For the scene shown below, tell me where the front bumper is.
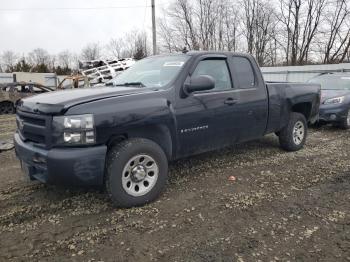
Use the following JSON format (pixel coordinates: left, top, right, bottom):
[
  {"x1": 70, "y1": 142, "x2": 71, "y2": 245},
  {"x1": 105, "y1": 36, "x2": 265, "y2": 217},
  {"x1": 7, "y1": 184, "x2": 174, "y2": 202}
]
[
  {"x1": 319, "y1": 104, "x2": 349, "y2": 123},
  {"x1": 14, "y1": 133, "x2": 107, "y2": 186}
]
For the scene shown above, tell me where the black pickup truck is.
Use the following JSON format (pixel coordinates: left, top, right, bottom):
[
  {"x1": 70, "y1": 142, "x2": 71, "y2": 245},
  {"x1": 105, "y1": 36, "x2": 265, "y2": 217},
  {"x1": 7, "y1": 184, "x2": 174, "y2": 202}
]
[{"x1": 14, "y1": 52, "x2": 320, "y2": 207}]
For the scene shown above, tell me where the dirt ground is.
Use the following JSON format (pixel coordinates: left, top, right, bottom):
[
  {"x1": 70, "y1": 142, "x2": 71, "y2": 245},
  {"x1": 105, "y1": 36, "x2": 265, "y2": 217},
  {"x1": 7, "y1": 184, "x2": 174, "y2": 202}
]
[{"x1": 0, "y1": 114, "x2": 349, "y2": 262}]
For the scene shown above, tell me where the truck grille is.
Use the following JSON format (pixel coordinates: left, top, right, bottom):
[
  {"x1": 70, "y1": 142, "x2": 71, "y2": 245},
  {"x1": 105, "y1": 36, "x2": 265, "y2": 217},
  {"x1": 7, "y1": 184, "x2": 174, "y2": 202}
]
[{"x1": 16, "y1": 110, "x2": 51, "y2": 146}]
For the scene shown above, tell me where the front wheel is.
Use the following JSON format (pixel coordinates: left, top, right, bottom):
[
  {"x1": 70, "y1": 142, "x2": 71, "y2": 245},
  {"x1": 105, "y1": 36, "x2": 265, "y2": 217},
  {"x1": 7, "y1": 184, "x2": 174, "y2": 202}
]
[
  {"x1": 278, "y1": 112, "x2": 307, "y2": 152},
  {"x1": 105, "y1": 138, "x2": 168, "y2": 207}
]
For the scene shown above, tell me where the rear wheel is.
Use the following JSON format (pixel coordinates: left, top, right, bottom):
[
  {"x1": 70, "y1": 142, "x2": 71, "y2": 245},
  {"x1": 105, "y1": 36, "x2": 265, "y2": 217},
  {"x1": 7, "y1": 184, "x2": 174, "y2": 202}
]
[
  {"x1": 0, "y1": 102, "x2": 15, "y2": 114},
  {"x1": 105, "y1": 138, "x2": 168, "y2": 207},
  {"x1": 339, "y1": 109, "x2": 350, "y2": 130},
  {"x1": 278, "y1": 112, "x2": 307, "y2": 151}
]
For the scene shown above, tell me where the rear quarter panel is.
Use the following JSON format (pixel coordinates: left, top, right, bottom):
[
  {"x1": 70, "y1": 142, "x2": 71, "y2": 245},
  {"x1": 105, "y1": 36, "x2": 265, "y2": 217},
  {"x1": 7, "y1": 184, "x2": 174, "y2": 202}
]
[{"x1": 265, "y1": 82, "x2": 320, "y2": 133}]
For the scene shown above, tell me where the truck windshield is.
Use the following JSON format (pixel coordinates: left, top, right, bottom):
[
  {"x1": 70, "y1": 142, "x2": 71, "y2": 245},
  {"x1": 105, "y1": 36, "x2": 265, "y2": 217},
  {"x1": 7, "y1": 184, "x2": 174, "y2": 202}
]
[
  {"x1": 309, "y1": 75, "x2": 350, "y2": 90},
  {"x1": 109, "y1": 55, "x2": 189, "y2": 88}
]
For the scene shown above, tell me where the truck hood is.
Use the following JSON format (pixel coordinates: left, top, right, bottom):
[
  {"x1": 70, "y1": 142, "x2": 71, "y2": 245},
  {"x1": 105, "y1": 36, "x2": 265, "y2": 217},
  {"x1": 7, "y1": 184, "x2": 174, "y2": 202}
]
[
  {"x1": 321, "y1": 89, "x2": 350, "y2": 103},
  {"x1": 17, "y1": 86, "x2": 150, "y2": 114}
]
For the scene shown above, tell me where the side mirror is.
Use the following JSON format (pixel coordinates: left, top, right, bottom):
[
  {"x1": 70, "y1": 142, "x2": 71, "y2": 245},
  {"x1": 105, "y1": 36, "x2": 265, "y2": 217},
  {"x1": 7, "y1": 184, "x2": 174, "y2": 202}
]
[{"x1": 184, "y1": 75, "x2": 215, "y2": 93}]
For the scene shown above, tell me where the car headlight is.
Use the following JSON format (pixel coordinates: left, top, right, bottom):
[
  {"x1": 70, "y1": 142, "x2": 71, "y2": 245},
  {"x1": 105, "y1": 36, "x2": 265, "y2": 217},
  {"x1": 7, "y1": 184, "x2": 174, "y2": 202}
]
[
  {"x1": 53, "y1": 114, "x2": 95, "y2": 145},
  {"x1": 323, "y1": 96, "x2": 345, "y2": 105}
]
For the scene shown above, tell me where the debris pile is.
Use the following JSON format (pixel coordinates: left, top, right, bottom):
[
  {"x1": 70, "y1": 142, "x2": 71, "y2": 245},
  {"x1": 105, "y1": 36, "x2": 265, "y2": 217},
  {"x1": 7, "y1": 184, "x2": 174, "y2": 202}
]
[{"x1": 79, "y1": 58, "x2": 135, "y2": 85}]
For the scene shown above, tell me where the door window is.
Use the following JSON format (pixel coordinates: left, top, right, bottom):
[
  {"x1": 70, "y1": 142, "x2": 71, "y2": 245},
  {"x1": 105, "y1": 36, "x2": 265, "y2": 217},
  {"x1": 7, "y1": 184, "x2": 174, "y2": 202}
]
[
  {"x1": 192, "y1": 59, "x2": 232, "y2": 91},
  {"x1": 232, "y1": 56, "x2": 256, "y2": 88}
]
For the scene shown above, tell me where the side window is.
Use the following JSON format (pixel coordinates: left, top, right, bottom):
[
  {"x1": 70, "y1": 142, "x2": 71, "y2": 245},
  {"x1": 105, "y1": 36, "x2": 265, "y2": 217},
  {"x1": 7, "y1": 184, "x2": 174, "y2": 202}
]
[
  {"x1": 232, "y1": 57, "x2": 255, "y2": 88},
  {"x1": 192, "y1": 59, "x2": 232, "y2": 91}
]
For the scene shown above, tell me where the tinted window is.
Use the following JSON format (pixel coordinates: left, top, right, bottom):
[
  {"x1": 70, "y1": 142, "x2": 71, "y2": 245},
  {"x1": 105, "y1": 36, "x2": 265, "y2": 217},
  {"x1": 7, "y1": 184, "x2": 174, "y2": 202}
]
[
  {"x1": 192, "y1": 59, "x2": 232, "y2": 91},
  {"x1": 232, "y1": 57, "x2": 255, "y2": 88}
]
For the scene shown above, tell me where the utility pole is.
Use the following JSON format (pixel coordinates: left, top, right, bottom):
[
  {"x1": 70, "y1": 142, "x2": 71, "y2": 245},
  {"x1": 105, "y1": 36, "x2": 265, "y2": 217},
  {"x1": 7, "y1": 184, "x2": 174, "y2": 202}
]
[{"x1": 151, "y1": 0, "x2": 157, "y2": 55}]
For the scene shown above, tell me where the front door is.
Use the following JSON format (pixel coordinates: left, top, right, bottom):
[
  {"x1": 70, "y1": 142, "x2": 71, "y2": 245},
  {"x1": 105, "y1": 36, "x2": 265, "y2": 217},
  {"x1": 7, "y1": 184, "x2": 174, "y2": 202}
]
[{"x1": 174, "y1": 56, "x2": 241, "y2": 157}]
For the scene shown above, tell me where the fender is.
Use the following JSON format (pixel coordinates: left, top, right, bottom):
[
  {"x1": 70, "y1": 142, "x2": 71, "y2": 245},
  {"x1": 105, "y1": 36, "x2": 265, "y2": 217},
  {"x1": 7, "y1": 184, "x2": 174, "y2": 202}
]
[{"x1": 66, "y1": 92, "x2": 177, "y2": 159}]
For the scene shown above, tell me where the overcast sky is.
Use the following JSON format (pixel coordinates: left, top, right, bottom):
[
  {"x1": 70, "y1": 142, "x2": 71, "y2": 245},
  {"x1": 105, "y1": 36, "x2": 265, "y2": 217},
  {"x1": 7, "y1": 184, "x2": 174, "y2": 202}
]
[{"x1": 0, "y1": 0, "x2": 167, "y2": 55}]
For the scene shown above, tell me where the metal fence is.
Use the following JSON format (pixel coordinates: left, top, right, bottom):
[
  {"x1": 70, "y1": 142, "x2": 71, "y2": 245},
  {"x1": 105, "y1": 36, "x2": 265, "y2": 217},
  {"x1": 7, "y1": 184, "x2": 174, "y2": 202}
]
[
  {"x1": 261, "y1": 63, "x2": 350, "y2": 82},
  {"x1": 0, "y1": 72, "x2": 58, "y2": 88},
  {"x1": 0, "y1": 73, "x2": 13, "y2": 84}
]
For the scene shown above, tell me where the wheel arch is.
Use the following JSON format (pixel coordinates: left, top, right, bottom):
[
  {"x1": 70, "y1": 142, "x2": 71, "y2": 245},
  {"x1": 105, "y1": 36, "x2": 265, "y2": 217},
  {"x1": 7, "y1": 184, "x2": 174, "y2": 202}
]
[
  {"x1": 291, "y1": 102, "x2": 312, "y2": 121},
  {"x1": 106, "y1": 124, "x2": 174, "y2": 160},
  {"x1": 0, "y1": 100, "x2": 15, "y2": 105}
]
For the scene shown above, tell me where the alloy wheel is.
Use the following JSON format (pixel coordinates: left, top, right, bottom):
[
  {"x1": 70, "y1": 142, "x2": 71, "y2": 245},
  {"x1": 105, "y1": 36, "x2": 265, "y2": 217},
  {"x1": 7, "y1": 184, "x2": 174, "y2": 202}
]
[
  {"x1": 293, "y1": 121, "x2": 305, "y2": 145},
  {"x1": 121, "y1": 154, "x2": 159, "y2": 197}
]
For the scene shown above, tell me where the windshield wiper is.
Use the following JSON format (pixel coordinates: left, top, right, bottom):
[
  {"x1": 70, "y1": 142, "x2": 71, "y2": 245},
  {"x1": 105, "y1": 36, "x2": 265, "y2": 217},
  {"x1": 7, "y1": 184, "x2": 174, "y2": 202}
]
[{"x1": 114, "y1": 82, "x2": 145, "y2": 87}]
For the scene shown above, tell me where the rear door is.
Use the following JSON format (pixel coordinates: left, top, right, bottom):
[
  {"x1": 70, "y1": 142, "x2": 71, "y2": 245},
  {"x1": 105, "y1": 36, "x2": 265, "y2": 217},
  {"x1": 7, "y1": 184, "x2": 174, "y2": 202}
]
[{"x1": 229, "y1": 55, "x2": 269, "y2": 141}]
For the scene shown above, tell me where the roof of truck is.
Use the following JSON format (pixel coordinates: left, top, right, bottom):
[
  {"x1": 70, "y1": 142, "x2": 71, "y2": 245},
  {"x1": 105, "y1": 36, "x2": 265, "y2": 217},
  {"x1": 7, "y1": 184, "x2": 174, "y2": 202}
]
[
  {"x1": 149, "y1": 51, "x2": 253, "y2": 60},
  {"x1": 186, "y1": 50, "x2": 251, "y2": 57}
]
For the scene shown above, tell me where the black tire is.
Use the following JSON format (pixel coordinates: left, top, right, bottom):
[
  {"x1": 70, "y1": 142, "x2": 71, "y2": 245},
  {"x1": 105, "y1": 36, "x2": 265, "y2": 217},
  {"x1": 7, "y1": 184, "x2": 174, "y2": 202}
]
[
  {"x1": 0, "y1": 102, "x2": 7, "y2": 114},
  {"x1": 338, "y1": 109, "x2": 350, "y2": 130},
  {"x1": 0, "y1": 102, "x2": 15, "y2": 114},
  {"x1": 105, "y1": 138, "x2": 168, "y2": 208},
  {"x1": 278, "y1": 112, "x2": 307, "y2": 152},
  {"x1": 6, "y1": 102, "x2": 15, "y2": 114}
]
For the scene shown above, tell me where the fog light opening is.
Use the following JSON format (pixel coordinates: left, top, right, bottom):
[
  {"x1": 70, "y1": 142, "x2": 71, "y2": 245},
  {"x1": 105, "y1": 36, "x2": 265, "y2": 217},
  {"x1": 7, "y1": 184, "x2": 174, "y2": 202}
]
[{"x1": 330, "y1": 114, "x2": 337, "y2": 121}]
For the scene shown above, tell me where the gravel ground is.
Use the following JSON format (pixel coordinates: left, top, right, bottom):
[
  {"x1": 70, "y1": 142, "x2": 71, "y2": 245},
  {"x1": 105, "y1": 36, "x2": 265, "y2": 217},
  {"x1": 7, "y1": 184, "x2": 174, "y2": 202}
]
[{"x1": 0, "y1": 114, "x2": 349, "y2": 262}]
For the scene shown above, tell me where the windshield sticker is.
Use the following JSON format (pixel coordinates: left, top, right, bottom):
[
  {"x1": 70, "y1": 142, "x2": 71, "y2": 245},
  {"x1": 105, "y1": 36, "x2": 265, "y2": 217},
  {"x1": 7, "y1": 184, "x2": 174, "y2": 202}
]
[
  {"x1": 163, "y1": 61, "x2": 185, "y2": 67},
  {"x1": 341, "y1": 77, "x2": 350, "y2": 80}
]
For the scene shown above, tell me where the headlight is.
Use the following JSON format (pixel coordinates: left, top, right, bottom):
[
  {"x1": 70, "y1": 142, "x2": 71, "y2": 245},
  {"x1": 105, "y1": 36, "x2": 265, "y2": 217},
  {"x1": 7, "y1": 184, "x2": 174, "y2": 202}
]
[
  {"x1": 53, "y1": 114, "x2": 95, "y2": 145},
  {"x1": 63, "y1": 114, "x2": 94, "y2": 129},
  {"x1": 323, "y1": 96, "x2": 345, "y2": 105}
]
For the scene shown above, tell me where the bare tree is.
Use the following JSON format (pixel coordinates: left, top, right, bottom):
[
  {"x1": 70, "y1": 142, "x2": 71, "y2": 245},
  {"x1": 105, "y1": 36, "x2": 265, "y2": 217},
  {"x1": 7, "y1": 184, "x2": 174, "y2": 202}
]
[
  {"x1": 133, "y1": 32, "x2": 149, "y2": 60},
  {"x1": 159, "y1": 0, "x2": 243, "y2": 52},
  {"x1": 1, "y1": 50, "x2": 18, "y2": 72},
  {"x1": 299, "y1": 0, "x2": 326, "y2": 63},
  {"x1": 27, "y1": 48, "x2": 51, "y2": 66},
  {"x1": 242, "y1": 0, "x2": 257, "y2": 54},
  {"x1": 106, "y1": 38, "x2": 124, "y2": 59},
  {"x1": 242, "y1": 0, "x2": 277, "y2": 65},
  {"x1": 5, "y1": 0, "x2": 350, "y2": 70},
  {"x1": 221, "y1": 2, "x2": 240, "y2": 52},
  {"x1": 105, "y1": 30, "x2": 150, "y2": 59},
  {"x1": 321, "y1": 0, "x2": 350, "y2": 63},
  {"x1": 80, "y1": 43, "x2": 101, "y2": 61},
  {"x1": 278, "y1": 0, "x2": 326, "y2": 65},
  {"x1": 196, "y1": 0, "x2": 217, "y2": 50},
  {"x1": 166, "y1": 0, "x2": 200, "y2": 50},
  {"x1": 158, "y1": 15, "x2": 180, "y2": 52},
  {"x1": 58, "y1": 50, "x2": 74, "y2": 68}
]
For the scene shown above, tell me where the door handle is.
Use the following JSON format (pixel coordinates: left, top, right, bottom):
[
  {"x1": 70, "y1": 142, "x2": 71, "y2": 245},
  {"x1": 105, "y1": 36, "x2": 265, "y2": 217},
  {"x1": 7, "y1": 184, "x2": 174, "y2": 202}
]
[{"x1": 224, "y1": 98, "x2": 238, "y2": 105}]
